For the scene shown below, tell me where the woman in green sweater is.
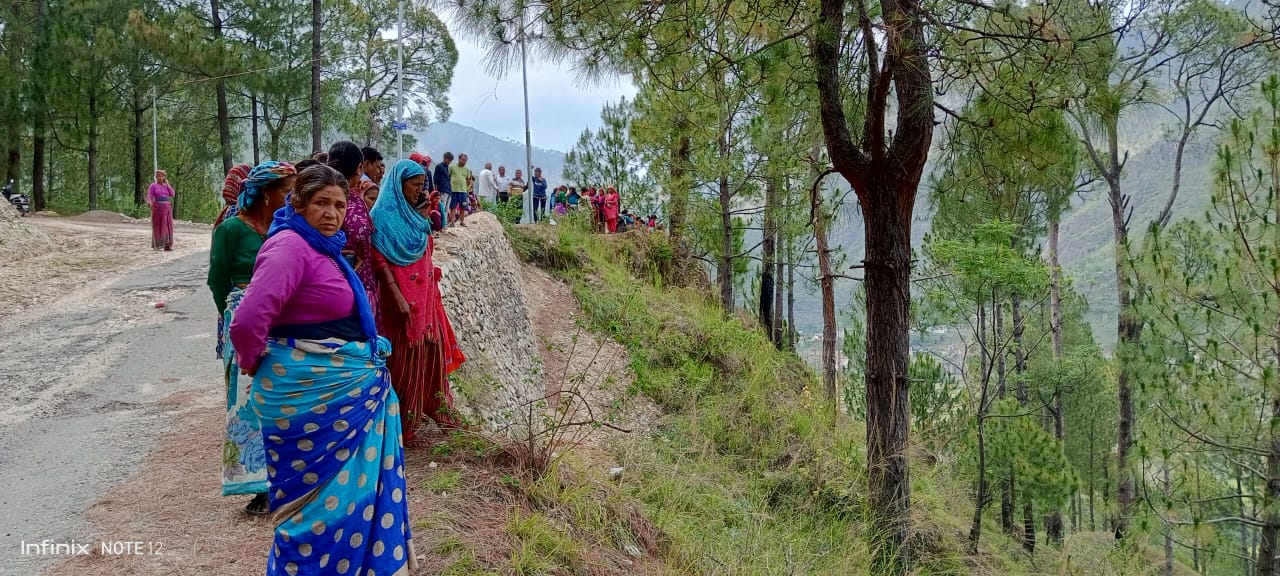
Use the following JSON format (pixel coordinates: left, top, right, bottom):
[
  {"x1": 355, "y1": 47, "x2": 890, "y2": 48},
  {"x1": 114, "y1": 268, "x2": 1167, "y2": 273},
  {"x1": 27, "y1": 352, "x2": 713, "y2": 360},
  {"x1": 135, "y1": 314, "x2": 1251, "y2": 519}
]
[{"x1": 207, "y1": 160, "x2": 296, "y2": 515}]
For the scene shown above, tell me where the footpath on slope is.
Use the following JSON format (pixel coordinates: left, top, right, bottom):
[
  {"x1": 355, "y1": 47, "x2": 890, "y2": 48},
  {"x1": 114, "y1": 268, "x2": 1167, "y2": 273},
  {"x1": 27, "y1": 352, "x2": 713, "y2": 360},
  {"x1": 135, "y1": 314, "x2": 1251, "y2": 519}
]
[{"x1": 40, "y1": 212, "x2": 659, "y2": 576}]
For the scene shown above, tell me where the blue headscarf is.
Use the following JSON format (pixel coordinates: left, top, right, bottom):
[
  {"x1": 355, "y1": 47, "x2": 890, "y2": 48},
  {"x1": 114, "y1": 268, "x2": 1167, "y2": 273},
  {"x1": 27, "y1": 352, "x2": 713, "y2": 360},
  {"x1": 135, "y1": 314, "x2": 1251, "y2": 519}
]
[
  {"x1": 370, "y1": 160, "x2": 431, "y2": 267},
  {"x1": 268, "y1": 199, "x2": 379, "y2": 347},
  {"x1": 238, "y1": 161, "x2": 296, "y2": 211}
]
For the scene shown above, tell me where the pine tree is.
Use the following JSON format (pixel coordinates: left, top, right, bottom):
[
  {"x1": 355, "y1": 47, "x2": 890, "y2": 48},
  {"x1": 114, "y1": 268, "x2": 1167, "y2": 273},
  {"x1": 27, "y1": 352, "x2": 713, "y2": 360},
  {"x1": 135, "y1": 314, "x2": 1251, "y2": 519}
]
[
  {"x1": 1139, "y1": 76, "x2": 1280, "y2": 576},
  {"x1": 564, "y1": 97, "x2": 659, "y2": 215}
]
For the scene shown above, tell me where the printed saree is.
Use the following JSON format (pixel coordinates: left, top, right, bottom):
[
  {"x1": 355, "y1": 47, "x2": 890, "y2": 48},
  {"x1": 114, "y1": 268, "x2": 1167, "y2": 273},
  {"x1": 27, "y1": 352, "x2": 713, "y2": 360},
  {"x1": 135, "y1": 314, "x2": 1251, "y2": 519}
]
[
  {"x1": 222, "y1": 288, "x2": 268, "y2": 495},
  {"x1": 252, "y1": 336, "x2": 416, "y2": 576}
]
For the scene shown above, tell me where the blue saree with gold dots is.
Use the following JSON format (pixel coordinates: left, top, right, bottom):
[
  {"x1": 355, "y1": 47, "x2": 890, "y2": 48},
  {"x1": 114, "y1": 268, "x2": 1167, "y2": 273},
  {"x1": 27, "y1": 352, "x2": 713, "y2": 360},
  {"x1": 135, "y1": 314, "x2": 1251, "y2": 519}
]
[{"x1": 252, "y1": 335, "x2": 416, "y2": 576}]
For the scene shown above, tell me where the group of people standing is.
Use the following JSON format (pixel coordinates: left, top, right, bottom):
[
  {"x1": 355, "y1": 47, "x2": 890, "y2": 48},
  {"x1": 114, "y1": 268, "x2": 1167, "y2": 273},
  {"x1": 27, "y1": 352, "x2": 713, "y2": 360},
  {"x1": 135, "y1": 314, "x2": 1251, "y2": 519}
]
[
  {"x1": 140, "y1": 139, "x2": 663, "y2": 575},
  {"x1": 545, "y1": 185, "x2": 659, "y2": 234},
  {"x1": 204, "y1": 141, "x2": 468, "y2": 576},
  {"x1": 462, "y1": 160, "x2": 540, "y2": 220},
  {"x1": 455, "y1": 161, "x2": 661, "y2": 235}
]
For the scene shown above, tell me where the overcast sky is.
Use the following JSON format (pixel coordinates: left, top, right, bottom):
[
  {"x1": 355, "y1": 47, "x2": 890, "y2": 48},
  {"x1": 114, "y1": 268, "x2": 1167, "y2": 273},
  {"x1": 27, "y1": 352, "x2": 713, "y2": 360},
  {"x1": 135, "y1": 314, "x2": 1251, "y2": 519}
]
[{"x1": 441, "y1": 17, "x2": 638, "y2": 153}]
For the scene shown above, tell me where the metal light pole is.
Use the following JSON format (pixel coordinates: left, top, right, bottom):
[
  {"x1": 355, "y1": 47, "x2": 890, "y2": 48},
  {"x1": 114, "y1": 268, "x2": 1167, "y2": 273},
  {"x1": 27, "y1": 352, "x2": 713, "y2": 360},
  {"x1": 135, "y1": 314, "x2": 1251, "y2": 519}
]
[
  {"x1": 395, "y1": 0, "x2": 405, "y2": 160},
  {"x1": 151, "y1": 86, "x2": 158, "y2": 175},
  {"x1": 519, "y1": 12, "x2": 533, "y2": 225}
]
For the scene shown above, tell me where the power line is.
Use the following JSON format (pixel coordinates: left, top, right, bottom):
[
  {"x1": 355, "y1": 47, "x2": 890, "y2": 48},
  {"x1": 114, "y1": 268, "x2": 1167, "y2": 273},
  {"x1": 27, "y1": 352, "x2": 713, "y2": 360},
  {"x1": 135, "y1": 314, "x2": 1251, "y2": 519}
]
[{"x1": 168, "y1": 56, "x2": 321, "y2": 88}]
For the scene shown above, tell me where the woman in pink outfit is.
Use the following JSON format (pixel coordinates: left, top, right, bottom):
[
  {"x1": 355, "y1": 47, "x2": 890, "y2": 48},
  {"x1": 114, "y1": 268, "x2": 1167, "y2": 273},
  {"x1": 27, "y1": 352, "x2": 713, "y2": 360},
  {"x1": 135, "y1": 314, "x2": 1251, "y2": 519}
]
[
  {"x1": 603, "y1": 187, "x2": 621, "y2": 234},
  {"x1": 148, "y1": 170, "x2": 176, "y2": 250}
]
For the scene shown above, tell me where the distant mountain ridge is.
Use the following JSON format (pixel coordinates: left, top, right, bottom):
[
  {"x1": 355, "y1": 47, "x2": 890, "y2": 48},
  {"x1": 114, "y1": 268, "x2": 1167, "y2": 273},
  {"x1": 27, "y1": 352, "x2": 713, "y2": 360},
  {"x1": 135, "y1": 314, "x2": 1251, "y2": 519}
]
[{"x1": 409, "y1": 121, "x2": 568, "y2": 186}]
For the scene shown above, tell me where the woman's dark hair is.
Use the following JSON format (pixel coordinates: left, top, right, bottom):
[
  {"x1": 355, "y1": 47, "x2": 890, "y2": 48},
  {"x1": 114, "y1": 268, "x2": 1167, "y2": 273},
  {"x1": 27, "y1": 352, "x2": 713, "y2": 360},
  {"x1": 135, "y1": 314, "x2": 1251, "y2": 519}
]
[
  {"x1": 290, "y1": 165, "x2": 346, "y2": 209},
  {"x1": 295, "y1": 159, "x2": 320, "y2": 170},
  {"x1": 326, "y1": 141, "x2": 364, "y2": 179}
]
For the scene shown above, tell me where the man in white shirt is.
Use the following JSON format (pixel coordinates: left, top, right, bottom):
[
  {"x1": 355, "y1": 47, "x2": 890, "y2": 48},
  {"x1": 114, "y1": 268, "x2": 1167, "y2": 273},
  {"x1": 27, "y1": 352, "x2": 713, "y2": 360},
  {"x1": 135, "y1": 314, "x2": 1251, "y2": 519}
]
[
  {"x1": 495, "y1": 166, "x2": 511, "y2": 203},
  {"x1": 476, "y1": 162, "x2": 498, "y2": 205}
]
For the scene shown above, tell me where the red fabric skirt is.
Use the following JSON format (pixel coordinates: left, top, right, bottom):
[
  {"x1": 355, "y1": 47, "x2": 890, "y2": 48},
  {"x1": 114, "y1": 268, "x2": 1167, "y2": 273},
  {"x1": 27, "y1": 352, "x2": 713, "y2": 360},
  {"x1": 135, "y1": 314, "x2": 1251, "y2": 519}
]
[
  {"x1": 151, "y1": 202, "x2": 174, "y2": 249},
  {"x1": 379, "y1": 257, "x2": 466, "y2": 442}
]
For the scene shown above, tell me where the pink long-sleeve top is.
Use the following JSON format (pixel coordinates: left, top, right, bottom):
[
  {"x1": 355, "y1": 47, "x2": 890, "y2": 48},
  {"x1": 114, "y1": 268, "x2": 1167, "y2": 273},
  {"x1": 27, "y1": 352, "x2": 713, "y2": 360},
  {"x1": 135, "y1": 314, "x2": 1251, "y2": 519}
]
[
  {"x1": 147, "y1": 183, "x2": 174, "y2": 203},
  {"x1": 229, "y1": 229, "x2": 355, "y2": 372}
]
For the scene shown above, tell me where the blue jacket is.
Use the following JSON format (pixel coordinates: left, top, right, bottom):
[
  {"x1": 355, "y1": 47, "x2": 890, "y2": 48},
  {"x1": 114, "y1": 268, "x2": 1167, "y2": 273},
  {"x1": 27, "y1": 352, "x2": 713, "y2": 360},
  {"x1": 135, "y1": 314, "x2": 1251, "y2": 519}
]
[
  {"x1": 433, "y1": 163, "x2": 452, "y2": 195},
  {"x1": 531, "y1": 177, "x2": 547, "y2": 198}
]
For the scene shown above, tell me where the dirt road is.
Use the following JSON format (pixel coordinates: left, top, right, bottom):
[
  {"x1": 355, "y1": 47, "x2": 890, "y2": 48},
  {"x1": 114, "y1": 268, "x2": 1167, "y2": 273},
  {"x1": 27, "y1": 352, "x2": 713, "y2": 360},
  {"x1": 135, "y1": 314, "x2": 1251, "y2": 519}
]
[{"x1": 0, "y1": 216, "x2": 220, "y2": 576}]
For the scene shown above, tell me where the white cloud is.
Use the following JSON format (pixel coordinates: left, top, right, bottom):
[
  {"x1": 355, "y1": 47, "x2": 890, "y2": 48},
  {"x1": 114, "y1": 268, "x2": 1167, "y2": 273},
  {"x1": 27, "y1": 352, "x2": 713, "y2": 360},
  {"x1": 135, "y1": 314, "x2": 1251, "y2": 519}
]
[{"x1": 440, "y1": 15, "x2": 637, "y2": 153}]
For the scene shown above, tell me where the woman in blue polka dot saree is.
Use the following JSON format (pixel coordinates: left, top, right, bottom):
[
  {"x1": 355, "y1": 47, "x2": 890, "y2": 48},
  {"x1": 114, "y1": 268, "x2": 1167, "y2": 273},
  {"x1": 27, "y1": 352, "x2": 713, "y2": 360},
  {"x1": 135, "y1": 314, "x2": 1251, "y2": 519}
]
[{"x1": 229, "y1": 165, "x2": 416, "y2": 576}]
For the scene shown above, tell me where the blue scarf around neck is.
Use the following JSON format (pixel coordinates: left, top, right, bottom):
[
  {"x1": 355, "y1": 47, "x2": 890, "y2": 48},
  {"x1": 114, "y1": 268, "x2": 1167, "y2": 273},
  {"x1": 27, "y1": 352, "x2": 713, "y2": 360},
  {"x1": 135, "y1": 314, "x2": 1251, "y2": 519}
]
[{"x1": 268, "y1": 203, "x2": 379, "y2": 347}]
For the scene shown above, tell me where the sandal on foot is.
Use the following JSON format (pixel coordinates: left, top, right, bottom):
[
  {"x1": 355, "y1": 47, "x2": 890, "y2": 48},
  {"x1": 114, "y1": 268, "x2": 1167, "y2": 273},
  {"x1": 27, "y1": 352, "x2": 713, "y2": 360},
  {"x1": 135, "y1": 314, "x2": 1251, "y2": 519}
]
[{"x1": 245, "y1": 493, "x2": 270, "y2": 516}]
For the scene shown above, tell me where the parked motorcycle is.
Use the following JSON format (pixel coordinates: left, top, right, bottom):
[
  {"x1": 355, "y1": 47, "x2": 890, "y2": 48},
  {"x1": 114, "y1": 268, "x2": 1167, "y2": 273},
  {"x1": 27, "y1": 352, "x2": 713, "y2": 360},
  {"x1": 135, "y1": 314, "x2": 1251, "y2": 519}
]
[{"x1": 2, "y1": 179, "x2": 30, "y2": 216}]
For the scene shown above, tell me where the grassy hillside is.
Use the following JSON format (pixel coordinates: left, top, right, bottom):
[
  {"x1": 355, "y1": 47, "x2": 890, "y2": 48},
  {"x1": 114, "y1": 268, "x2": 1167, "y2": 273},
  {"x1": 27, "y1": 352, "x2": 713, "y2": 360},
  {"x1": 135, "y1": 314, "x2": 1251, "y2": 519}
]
[{"x1": 491, "y1": 214, "x2": 1172, "y2": 575}]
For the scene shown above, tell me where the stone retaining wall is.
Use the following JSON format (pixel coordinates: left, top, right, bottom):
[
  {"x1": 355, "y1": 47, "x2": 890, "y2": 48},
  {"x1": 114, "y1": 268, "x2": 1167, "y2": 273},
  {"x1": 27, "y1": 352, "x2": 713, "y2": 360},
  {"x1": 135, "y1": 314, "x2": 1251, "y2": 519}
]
[{"x1": 432, "y1": 212, "x2": 540, "y2": 431}]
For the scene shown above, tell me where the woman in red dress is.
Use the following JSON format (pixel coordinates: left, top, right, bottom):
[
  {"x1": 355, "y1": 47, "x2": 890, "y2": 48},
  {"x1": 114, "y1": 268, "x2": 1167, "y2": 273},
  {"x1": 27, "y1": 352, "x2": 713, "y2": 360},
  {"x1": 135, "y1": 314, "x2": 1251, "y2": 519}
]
[
  {"x1": 603, "y1": 187, "x2": 621, "y2": 234},
  {"x1": 370, "y1": 159, "x2": 467, "y2": 443}
]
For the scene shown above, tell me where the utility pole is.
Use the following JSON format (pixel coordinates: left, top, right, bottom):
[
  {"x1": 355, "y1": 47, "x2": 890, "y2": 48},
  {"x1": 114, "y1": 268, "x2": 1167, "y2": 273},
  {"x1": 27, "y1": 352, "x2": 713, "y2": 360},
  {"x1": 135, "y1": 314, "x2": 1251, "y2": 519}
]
[
  {"x1": 519, "y1": 11, "x2": 533, "y2": 225},
  {"x1": 152, "y1": 86, "x2": 158, "y2": 175},
  {"x1": 396, "y1": 0, "x2": 405, "y2": 160}
]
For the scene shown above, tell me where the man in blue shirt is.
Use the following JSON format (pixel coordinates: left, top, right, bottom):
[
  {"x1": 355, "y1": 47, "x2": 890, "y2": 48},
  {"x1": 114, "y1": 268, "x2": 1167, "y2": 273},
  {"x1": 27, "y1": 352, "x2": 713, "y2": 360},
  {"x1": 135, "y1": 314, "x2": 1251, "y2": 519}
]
[
  {"x1": 433, "y1": 152, "x2": 454, "y2": 227},
  {"x1": 531, "y1": 167, "x2": 548, "y2": 223}
]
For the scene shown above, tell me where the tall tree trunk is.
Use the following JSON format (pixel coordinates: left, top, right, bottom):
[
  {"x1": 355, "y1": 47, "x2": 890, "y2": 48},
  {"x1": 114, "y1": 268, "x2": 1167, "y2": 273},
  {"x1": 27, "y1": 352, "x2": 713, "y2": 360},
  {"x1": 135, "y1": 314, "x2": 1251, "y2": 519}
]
[
  {"x1": 30, "y1": 0, "x2": 48, "y2": 212},
  {"x1": 761, "y1": 174, "x2": 777, "y2": 342},
  {"x1": 251, "y1": 93, "x2": 260, "y2": 165},
  {"x1": 813, "y1": 0, "x2": 932, "y2": 562},
  {"x1": 1102, "y1": 448, "x2": 1111, "y2": 523},
  {"x1": 1259, "y1": 323, "x2": 1280, "y2": 576},
  {"x1": 1089, "y1": 421, "x2": 1096, "y2": 530},
  {"x1": 1073, "y1": 493, "x2": 1081, "y2": 533},
  {"x1": 996, "y1": 299, "x2": 1014, "y2": 535},
  {"x1": 133, "y1": 94, "x2": 145, "y2": 206},
  {"x1": 87, "y1": 91, "x2": 99, "y2": 211},
  {"x1": 263, "y1": 102, "x2": 281, "y2": 159},
  {"x1": 773, "y1": 177, "x2": 786, "y2": 344},
  {"x1": 787, "y1": 232, "x2": 796, "y2": 351},
  {"x1": 1239, "y1": 465, "x2": 1252, "y2": 576},
  {"x1": 970, "y1": 297, "x2": 991, "y2": 553},
  {"x1": 718, "y1": 183, "x2": 733, "y2": 311},
  {"x1": 5, "y1": 148, "x2": 18, "y2": 192},
  {"x1": 773, "y1": 228, "x2": 785, "y2": 347},
  {"x1": 1109, "y1": 172, "x2": 1138, "y2": 541},
  {"x1": 31, "y1": 132, "x2": 44, "y2": 212},
  {"x1": 1013, "y1": 294, "x2": 1035, "y2": 554},
  {"x1": 311, "y1": 0, "x2": 323, "y2": 153},
  {"x1": 861, "y1": 178, "x2": 914, "y2": 572},
  {"x1": 210, "y1": 0, "x2": 232, "y2": 173},
  {"x1": 969, "y1": 415, "x2": 988, "y2": 554},
  {"x1": 1193, "y1": 464, "x2": 1202, "y2": 573},
  {"x1": 812, "y1": 175, "x2": 837, "y2": 410},
  {"x1": 1163, "y1": 464, "x2": 1174, "y2": 576},
  {"x1": 668, "y1": 128, "x2": 690, "y2": 245},
  {"x1": 215, "y1": 79, "x2": 232, "y2": 172},
  {"x1": 717, "y1": 121, "x2": 733, "y2": 312},
  {"x1": 3, "y1": 26, "x2": 19, "y2": 191},
  {"x1": 1045, "y1": 216, "x2": 1066, "y2": 544}
]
